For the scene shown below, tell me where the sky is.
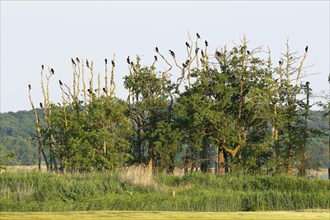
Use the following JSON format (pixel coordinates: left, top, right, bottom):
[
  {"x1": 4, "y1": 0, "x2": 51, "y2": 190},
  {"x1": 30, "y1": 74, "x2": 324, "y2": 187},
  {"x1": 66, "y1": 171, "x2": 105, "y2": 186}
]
[{"x1": 1, "y1": 1, "x2": 329, "y2": 113}]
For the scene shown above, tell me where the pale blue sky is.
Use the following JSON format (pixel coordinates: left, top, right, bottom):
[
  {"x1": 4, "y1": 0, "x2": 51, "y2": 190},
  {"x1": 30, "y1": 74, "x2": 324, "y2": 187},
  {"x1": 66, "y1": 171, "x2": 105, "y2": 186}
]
[{"x1": 1, "y1": 1, "x2": 329, "y2": 112}]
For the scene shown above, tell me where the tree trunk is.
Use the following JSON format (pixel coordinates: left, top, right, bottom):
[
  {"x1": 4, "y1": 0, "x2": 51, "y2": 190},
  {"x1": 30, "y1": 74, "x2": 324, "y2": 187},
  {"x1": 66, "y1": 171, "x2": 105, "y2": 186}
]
[{"x1": 217, "y1": 148, "x2": 225, "y2": 175}]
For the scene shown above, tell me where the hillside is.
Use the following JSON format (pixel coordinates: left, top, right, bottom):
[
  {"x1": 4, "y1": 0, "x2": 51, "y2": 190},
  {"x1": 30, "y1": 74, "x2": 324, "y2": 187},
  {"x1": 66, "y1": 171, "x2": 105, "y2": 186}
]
[{"x1": 0, "y1": 109, "x2": 329, "y2": 168}]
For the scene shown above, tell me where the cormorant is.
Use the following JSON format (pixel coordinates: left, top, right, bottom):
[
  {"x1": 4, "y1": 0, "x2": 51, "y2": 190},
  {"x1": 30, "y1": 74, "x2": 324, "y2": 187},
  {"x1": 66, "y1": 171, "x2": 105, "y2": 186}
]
[
  {"x1": 87, "y1": 88, "x2": 92, "y2": 93},
  {"x1": 169, "y1": 50, "x2": 175, "y2": 58},
  {"x1": 185, "y1": 60, "x2": 190, "y2": 65},
  {"x1": 247, "y1": 50, "x2": 250, "y2": 55},
  {"x1": 127, "y1": 56, "x2": 130, "y2": 64},
  {"x1": 76, "y1": 57, "x2": 80, "y2": 63},
  {"x1": 103, "y1": 87, "x2": 106, "y2": 93},
  {"x1": 28, "y1": 84, "x2": 31, "y2": 90},
  {"x1": 41, "y1": 65, "x2": 44, "y2": 70},
  {"x1": 86, "y1": 60, "x2": 89, "y2": 68},
  {"x1": 185, "y1": 42, "x2": 190, "y2": 48},
  {"x1": 59, "y1": 80, "x2": 63, "y2": 86},
  {"x1": 154, "y1": 55, "x2": 157, "y2": 61},
  {"x1": 182, "y1": 63, "x2": 187, "y2": 68},
  {"x1": 40, "y1": 102, "x2": 43, "y2": 108},
  {"x1": 201, "y1": 50, "x2": 204, "y2": 57},
  {"x1": 205, "y1": 40, "x2": 208, "y2": 47},
  {"x1": 50, "y1": 68, "x2": 54, "y2": 74},
  {"x1": 196, "y1": 33, "x2": 201, "y2": 39},
  {"x1": 105, "y1": 59, "x2": 108, "y2": 64},
  {"x1": 111, "y1": 60, "x2": 115, "y2": 67},
  {"x1": 305, "y1": 46, "x2": 308, "y2": 53},
  {"x1": 155, "y1": 47, "x2": 159, "y2": 53},
  {"x1": 279, "y1": 61, "x2": 282, "y2": 65},
  {"x1": 71, "y1": 58, "x2": 76, "y2": 65}
]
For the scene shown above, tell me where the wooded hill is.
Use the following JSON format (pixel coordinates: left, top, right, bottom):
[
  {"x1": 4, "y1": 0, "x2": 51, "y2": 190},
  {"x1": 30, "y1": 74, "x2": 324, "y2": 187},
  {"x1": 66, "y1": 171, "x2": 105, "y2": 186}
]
[{"x1": 1, "y1": 36, "x2": 329, "y2": 175}]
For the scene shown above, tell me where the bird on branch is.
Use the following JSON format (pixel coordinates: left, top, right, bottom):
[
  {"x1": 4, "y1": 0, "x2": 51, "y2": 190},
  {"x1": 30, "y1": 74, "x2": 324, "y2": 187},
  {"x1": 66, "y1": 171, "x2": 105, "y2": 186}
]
[
  {"x1": 305, "y1": 45, "x2": 308, "y2": 53},
  {"x1": 169, "y1": 50, "x2": 175, "y2": 58},
  {"x1": 71, "y1": 58, "x2": 76, "y2": 65},
  {"x1": 86, "y1": 60, "x2": 89, "y2": 68},
  {"x1": 28, "y1": 84, "x2": 31, "y2": 90},
  {"x1": 185, "y1": 42, "x2": 190, "y2": 48},
  {"x1": 50, "y1": 68, "x2": 54, "y2": 74},
  {"x1": 205, "y1": 40, "x2": 208, "y2": 47},
  {"x1": 196, "y1": 33, "x2": 201, "y2": 39},
  {"x1": 155, "y1": 47, "x2": 159, "y2": 53},
  {"x1": 59, "y1": 80, "x2": 63, "y2": 86},
  {"x1": 105, "y1": 59, "x2": 108, "y2": 64},
  {"x1": 111, "y1": 60, "x2": 115, "y2": 67}
]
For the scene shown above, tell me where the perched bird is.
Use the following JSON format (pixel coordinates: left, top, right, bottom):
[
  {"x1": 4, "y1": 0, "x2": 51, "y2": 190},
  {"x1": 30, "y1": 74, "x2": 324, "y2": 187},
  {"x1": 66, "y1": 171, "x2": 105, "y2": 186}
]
[
  {"x1": 185, "y1": 42, "x2": 190, "y2": 48},
  {"x1": 154, "y1": 55, "x2": 158, "y2": 61},
  {"x1": 201, "y1": 50, "x2": 204, "y2": 57},
  {"x1": 105, "y1": 58, "x2": 108, "y2": 64},
  {"x1": 59, "y1": 80, "x2": 63, "y2": 86},
  {"x1": 41, "y1": 65, "x2": 44, "y2": 70},
  {"x1": 247, "y1": 50, "x2": 250, "y2": 55},
  {"x1": 195, "y1": 47, "x2": 199, "y2": 54},
  {"x1": 130, "y1": 61, "x2": 134, "y2": 66},
  {"x1": 185, "y1": 60, "x2": 190, "y2": 65},
  {"x1": 205, "y1": 40, "x2": 208, "y2": 47},
  {"x1": 28, "y1": 84, "x2": 31, "y2": 90},
  {"x1": 127, "y1": 56, "x2": 130, "y2": 64},
  {"x1": 306, "y1": 81, "x2": 310, "y2": 86},
  {"x1": 40, "y1": 102, "x2": 43, "y2": 108},
  {"x1": 196, "y1": 33, "x2": 201, "y2": 39},
  {"x1": 279, "y1": 60, "x2": 282, "y2": 65},
  {"x1": 76, "y1": 57, "x2": 80, "y2": 63},
  {"x1": 169, "y1": 50, "x2": 175, "y2": 58},
  {"x1": 111, "y1": 60, "x2": 115, "y2": 67},
  {"x1": 305, "y1": 45, "x2": 308, "y2": 53},
  {"x1": 86, "y1": 59, "x2": 89, "y2": 68},
  {"x1": 71, "y1": 58, "x2": 76, "y2": 65},
  {"x1": 87, "y1": 88, "x2": 92, "y2": 93},
  {"x1": 182, "y1": 63, "x2": 187, "y2": 68},
  {"x1": 50, "y1": 68, "x2": 54, "y2": 74},
  {"x1": 155, "y1": 47, "x2": 159, "y2": 53},
  {"x1": 103, "y1": 87, "x2": 106, "y2": 93}
]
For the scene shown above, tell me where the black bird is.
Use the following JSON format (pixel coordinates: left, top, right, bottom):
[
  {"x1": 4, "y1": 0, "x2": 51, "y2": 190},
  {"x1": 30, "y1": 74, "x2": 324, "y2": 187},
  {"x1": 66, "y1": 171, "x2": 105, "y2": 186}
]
[
  {"x1": 40, "y1": 102, "x2": 43, "y2": 109},
  {"x1": 28, "y1": 84, "x2": 31, "y2": 90},
  {"x1": 59, "y1": 80, "x2": 63, "y2": 86},
  {"x1": 111, "y1": 60, "x2": 115, "y2": 67},
  {"x1": 201, "y1": 50, "x2": 204, "y2": 57},
  {"x1": 50, "y1": 68, "x2": 54, "y2": 74},
  {"x1": 154, "y1": 55, "x2": 158, "y2": 61},
  {"x1": 185, "y1": 42, "x2": 190, "y2": 48},
  {"x1": 215, "y1": 51, "x2": 221, "y2": 57},
  {"x1": 182, "y1": 63, "x2": 187, "y2": 68},
  {"x1": 196, "y1": 33, "x2": 201, "y2": 39},
  {"x1": 87, "y1": 88, "x2": 92, "y2": 93},
  {"x1": 247, "y1": 50, "x2": 250, "y2": 55},
  {"x1": 103, "y1": 87, "x2": 106, "y2": 93},
  {"x1": 41, "y1": 65, "x2": 44, "y2": 70},
  {"x1": 185, "y1": 60, "x2": 190, "y2": 65},
  {"x1": 169, "y1": 50, "x2": 175, "y2": 58},
  {"x1": 155, "y1": 47, "x2": 159, "y2": 53},
  {"x1": 279, "y1": 60, "x2": 282, "y2": 65},
  {"x1": 130, "y1": 61, "x2": 134, "y2": 66},
  {"x1": 71, "y1": 58, "x2": 76, "y2": 65},
  {"x1": 76, "y1": 57, "x2": 80, "y2": 63},
  {"x1": 306, "y1": 81, "x2": 310, "y2": 86},
  {"x1": 127, "y1": 56, "x2": 130, "y2": 64},
  {"x1": 205, "y1": 40, "x2": 208, "y2": 47},
  {"x1": 195, "y1": 47, "x2": 199, "y2": 54},
  {"x1": 86, "y1": 60, "x2": 89, "y2": 68},
  {"x1": 305, "y1": 45, "x2": 308, "y2": 53},
  {"x1": 105, "y1": 59, "x2": 108, "y2": 64}
]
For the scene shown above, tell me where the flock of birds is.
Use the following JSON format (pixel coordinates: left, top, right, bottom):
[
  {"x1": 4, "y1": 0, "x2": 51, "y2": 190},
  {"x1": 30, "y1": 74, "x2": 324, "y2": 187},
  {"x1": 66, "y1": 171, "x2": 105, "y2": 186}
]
[{"x1": 29, "y1": 33, "x2": 309, "y2": 104}]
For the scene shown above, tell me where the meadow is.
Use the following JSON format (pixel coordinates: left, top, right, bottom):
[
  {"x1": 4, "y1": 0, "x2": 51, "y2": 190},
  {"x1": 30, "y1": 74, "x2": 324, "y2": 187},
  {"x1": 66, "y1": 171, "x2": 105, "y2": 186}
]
[{"x1": 0, "y1": 166, "x2": 329, "y2": 213}]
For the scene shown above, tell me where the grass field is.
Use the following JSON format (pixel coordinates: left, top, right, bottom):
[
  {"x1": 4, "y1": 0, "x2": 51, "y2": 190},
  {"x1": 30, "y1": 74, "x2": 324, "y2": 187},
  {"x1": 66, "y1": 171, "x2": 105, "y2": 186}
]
[{"x1": 1, "y1": 210, "x2": 329, "y2": 220}]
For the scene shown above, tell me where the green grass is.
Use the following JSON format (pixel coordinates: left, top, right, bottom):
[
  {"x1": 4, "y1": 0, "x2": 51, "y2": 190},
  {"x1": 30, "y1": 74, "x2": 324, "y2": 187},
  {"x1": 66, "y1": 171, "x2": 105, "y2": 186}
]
[
  {"x1": 0, "y1": 171, "x2": 329, "y2": 212},
  {"x1": 0, "y1": 211, "x2": 329, "y2": 220}
]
